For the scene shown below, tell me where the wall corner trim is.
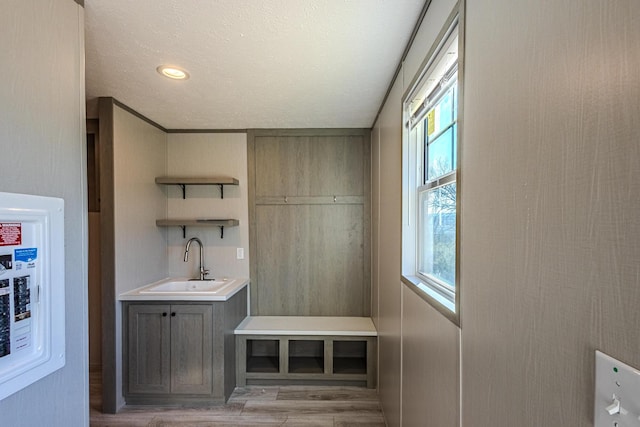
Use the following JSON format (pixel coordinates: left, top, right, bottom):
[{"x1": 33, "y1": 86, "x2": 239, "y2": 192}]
[{"x1": 108, "y1": 98, "x2": 168, "y2": 133}]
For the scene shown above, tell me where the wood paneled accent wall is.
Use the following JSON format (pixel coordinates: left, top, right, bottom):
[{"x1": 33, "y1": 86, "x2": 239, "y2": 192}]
[{"x1": 248, "y1": 129, "x2": 371, "y2": 316}]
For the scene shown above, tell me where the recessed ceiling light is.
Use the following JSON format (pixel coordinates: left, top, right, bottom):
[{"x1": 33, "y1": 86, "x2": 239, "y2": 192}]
[{"x1": 157, "y1": 65, "x2": 189, "y2": 80}]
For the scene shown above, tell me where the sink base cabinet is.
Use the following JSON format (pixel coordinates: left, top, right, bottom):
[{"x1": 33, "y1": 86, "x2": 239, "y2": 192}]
[{"x1": 124, "y1": 287, "x2": 247, "y2": 405}]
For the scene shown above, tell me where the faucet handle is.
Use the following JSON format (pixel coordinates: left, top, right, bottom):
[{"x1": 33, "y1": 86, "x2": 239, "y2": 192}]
[{"x1": 203, "y1": 269, "x2": 210, "y2": 277}]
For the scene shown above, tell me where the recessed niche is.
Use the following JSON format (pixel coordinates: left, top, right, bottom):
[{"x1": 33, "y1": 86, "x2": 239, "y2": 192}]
[
  {"x1": 288, "y1": 340, "x2": 324, "y2": 374},
  {"x1": 333, "y1": 340, "x2": 367, "y2": 374},
  {"x1": 246, "y1": 339, "x2": 279, "y2": 373}
]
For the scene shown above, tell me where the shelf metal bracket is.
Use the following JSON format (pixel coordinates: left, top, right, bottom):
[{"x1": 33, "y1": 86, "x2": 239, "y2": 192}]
[
  {"x1": 219, "y1": 184, "x2": 224, "y2": 199},
  {"x1": 218, "y1": 226, "x2": 225, "y2": 239},
  {"x1": 180, "y1": 225, "x2": 186, "y2": 238},
  {"x1": 178, "y1": 184, "x2": 186, "y2": 199}
]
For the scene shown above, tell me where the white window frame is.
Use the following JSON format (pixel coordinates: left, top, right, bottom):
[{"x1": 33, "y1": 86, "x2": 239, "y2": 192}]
[{"x1": 401, "y1": 5, "x2": 463, "y2": 325}]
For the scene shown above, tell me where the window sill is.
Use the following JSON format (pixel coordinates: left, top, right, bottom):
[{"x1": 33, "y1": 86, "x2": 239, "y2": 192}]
[{"x1": 401, "y1": 275, "x2": 459, "y2": 326}]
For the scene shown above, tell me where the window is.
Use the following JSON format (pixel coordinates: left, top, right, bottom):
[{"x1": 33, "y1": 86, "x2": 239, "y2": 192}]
[{"x1": 402, "y1": 17, "x2": 461, "y2": 321}]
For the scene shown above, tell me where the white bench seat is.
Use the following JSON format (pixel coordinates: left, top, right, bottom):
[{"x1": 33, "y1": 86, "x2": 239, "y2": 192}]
[{"x1": 234, "y1": 316, "x2": 377, "y2": 336}]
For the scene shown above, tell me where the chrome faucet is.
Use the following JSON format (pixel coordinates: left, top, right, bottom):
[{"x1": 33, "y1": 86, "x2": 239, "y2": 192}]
[{"x1": 183, "y1": 237, "x2": 209, "y2": 280}]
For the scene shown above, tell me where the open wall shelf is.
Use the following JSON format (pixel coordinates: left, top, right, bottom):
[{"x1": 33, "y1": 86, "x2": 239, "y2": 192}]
[
  {"x1": 155, "y1": 176, "x2": 239, "y2": 199},
  {"x1": 155, "y1": 176, "x2": 240, "y2": 238},
  {"x1": 156, "y1": 219, "x2": 239, "y2": 238}
]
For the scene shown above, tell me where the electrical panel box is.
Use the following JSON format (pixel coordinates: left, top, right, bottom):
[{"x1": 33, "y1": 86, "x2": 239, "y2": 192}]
[{"x1": 0, "y1": 192, "x2": 65, "y2": 401}]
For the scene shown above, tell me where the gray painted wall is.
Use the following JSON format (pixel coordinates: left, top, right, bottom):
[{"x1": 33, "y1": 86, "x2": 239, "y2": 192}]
[
  {"x1": 402, "y1": 287, "x2": 459, "y2": 426},
  {"x1": 373, "y1": 1, "x2": 458, "y2": 425},
  {"x1": 166, "y1": 133, "x2": 250, "y2": 280},
  {"x1": 112, "y1": 104, "x2": 168, "y2": 408},
  {"x1": 461, "y1": 0, "x2": 640, "y2": 425},
  {"x1": 0, "y1": 0, "x2": 89, "y2": 425},
  {"x1": 374, "y1": 75, "x2": 404, "y2": 426},
  {"x1": 374, "y1": 0, "x2": 640, "y2": 426}
]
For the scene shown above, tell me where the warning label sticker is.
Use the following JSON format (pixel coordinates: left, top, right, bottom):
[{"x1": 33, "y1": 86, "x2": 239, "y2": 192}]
[{"x1": 0, "y1": 224, "x2": 21, "y2": 247}]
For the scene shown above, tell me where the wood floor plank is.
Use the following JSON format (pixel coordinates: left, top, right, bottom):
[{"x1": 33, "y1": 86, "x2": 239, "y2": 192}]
[
  {"x1": 241, "y1": 400, "x2": 381, "y2": 416},
  {"x1": 282, "y1": 417, "x2": 335, "y2": 426},
  {"x1": 146, "y1": 415, "x2": 337, "y2": 427},
  {"x1": 276, "y1": 386, "x2": 379, "y2": 402},
  {"x1": 90, "y1": 414, "x2": 155, "y2": 426},
  {"x1": 120, "y1": 403, "x2": 245, "y2": 417},
  {"x1": 228, "y1": 386, "x2": 280, "y2": 402},
  {"x1": 90, "y1": 373, "x2": 385, "y2": 426},
  {"x1": 148, "y1": 414, "x2": 286, "y2": 426},
  {"x1": 334, "y1": 415, "x2": 387, "y2": 427}
]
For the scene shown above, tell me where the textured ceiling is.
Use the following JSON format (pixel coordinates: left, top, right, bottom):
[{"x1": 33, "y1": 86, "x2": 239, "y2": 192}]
[{"x1": 85, "y1": 0, "x2": 425, "y2": 130}]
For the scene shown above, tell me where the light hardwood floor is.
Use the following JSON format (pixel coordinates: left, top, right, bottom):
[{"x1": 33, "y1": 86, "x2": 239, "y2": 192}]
[{"x1": 90, "y1": 371, "x2": 386, "y2": 426}]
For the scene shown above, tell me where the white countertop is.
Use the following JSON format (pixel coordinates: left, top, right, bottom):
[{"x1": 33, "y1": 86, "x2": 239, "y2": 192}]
[
  {"x1": 234, "y1": 316, "x2": 377, "y2": 336},
  {"x1": 118, "y1": 277, "x2": 249, "y2": 301}
]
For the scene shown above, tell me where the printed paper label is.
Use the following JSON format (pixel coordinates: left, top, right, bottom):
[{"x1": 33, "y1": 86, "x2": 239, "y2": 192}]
[
  {"x1": 0, "y1": 224, "x2": 21, "y2": 247},
  {"x1": 427, "y1": 109, "x2": 436, "y2": 136}
]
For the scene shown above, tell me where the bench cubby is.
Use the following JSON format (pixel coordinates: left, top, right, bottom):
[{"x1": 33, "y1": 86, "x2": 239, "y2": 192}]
[
  {"x1": 333, "y1": 339, "x2": 367, "y2": 374},
  {"x1": 235, "y1": 316, "x2": 377, "y2": 388},
  {"x1": 246, "y1": 339, "x2": 279, "y2": 373},
  {"x1": 288, "y1": 340, "x2": 324, "y2": 373}
]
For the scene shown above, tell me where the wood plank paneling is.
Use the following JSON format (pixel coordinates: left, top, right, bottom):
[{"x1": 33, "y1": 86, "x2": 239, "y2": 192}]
[
  {"x1": 256, "y1": 204, "x2": 365, "y2": 316},
  {"x1": 255, "y1": 135, "x2": 365, "y2": 197},
  {"x1": 249, "y1": 130, "x2": 370, "y2": 317}
]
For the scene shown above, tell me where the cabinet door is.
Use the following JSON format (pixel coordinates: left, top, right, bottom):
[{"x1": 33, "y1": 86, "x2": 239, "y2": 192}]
[
  {"x1": 128, "y1": 304, "x2": 171, "y2": 394},
  {"x1": 170, "y1": 304, "x2": 213, "y2": 395}
]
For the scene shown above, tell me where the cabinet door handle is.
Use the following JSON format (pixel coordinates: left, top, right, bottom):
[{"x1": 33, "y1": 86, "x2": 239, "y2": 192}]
[
  {"x1": 162, "y1": 312, "x2": 167, "y2": 317},
  {"x1": 171, "y1": 312, "x2": 176, "y2": 317}
]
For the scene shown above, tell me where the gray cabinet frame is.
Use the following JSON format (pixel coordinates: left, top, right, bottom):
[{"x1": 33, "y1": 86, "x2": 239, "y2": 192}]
[
  {"x1": 123, "y1": 287, "x2": 247, "y2": 405},
  {"x1": 236, "y1": 334, "x2": 376, "y2": 388}
]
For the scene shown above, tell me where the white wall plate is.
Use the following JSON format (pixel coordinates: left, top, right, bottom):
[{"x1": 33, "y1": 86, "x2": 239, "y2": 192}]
[{"x1": 595, "y1": 350, "x2": 640, "y2": 427}]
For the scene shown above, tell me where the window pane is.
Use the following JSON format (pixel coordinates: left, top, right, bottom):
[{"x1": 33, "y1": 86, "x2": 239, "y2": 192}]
[
  {"x1": 419, "y1": 183, "x2": 456, "y2": 288},
  {"x1": 452, "y1": 123, "x2": 457, "y2": 170},
  {"x1": 454, "y1": 85, "x2": 458, "y2": 122},
  {"x1": 437, "y1": 88, "x2": 454, "y2": 130},
  {"x1": 427, "y1": 127, "x2": 454, "y2": 180}
]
